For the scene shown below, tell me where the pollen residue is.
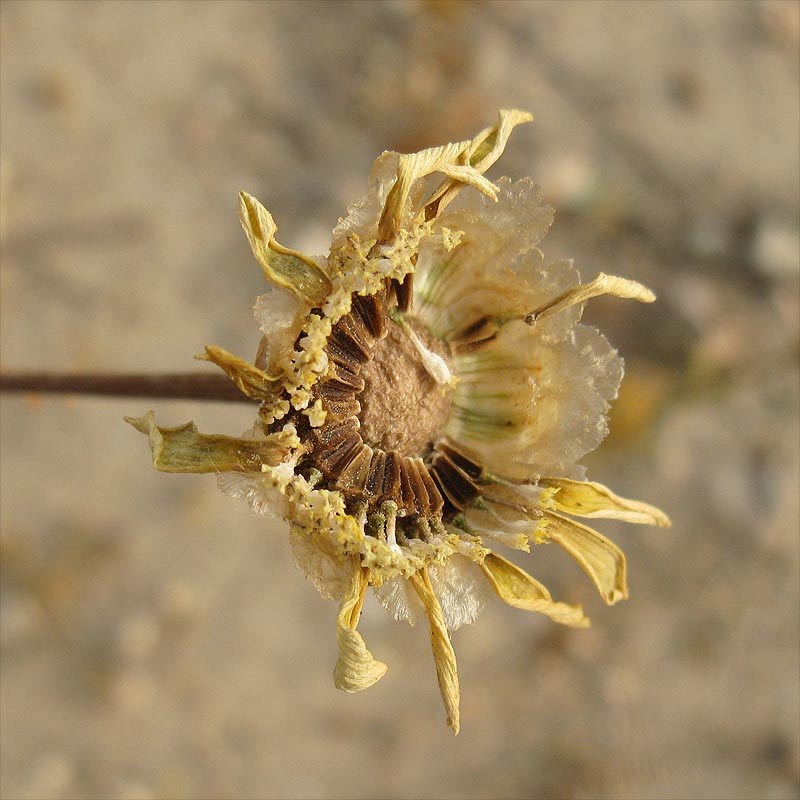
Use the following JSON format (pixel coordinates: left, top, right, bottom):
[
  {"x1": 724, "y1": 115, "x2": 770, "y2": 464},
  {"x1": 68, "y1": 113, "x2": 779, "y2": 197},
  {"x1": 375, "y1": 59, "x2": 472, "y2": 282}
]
[{"x1": 358, "y1": 318, "x2": 453, "y2": 456}]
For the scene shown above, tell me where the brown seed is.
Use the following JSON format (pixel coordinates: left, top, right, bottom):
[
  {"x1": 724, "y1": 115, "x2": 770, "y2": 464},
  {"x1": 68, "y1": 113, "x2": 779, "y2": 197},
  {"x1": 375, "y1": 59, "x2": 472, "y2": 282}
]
[{"x1": 336, "y1": 444, "x2": 374, "y2": 495}]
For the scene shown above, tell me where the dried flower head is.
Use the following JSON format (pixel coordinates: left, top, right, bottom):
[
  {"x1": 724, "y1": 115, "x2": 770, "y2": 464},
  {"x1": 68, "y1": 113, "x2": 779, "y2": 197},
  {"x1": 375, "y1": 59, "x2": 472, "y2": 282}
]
[{"x1": 127, "y1": 110, "x2": 669, "y2": 734}]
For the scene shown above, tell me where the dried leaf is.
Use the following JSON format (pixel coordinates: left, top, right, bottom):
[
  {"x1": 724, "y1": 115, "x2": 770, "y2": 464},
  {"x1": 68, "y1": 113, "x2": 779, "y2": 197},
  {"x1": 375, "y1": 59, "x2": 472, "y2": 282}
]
[{"x1": 125, "y1": 411, "x2": 286, "y2": 473}]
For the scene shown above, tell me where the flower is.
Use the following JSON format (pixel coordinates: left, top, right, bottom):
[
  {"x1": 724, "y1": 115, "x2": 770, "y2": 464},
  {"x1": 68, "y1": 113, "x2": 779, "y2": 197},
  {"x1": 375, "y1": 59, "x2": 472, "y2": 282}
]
[{"x1": 127, "y1": 110, "x2": 670, "y2": 734}]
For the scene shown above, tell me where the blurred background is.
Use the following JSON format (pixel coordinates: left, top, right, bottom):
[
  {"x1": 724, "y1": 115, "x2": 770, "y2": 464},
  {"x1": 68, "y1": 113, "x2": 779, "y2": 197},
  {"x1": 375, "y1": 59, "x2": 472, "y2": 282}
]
[{"x1": 1, "y1": 1, "x2": 798, "y2": 798}]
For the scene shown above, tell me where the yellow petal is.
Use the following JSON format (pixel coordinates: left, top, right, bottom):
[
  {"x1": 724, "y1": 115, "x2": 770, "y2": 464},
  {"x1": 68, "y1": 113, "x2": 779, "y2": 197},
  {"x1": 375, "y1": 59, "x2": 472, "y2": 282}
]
[
  {"x1": 238, "y1": 191, "x2": 331, "y2": 305},
  {"x1": 437, "y1": 164, "x2": 498, "y2": 200},
  {"x1": 125, "y1": 411, "x2": 287, "y2": 473},
  {"x1": 426, "y1": 109, "x2": 534, "y2": 218},
  {"x1": 409, "y1": 569, "x2": 461, "y2": 735},
  {"x1": 467, "y1": 109, "x2": 535, "y2": 170},
  {"x1": 196, "y1": 345, "x2": 279, "y2": 400},
  {"x1": 524, "y1": 272, "x2": 656, "y2": 324},
  {"x1": 378, "y1": 109, "x2": 534, "y2": 243},
  {"x1": 333, "y1": 557, "x2": 388, "y2": 693},
  {"x1": 378, "y1": 140, "x2": 470, "y2": 243},
  {"x1": 540, "y1": 512, "x2": 628, "y2": 605},
  {"x1": 540, "y1": 477, "x2": 671, "y2": 527},
  {"x1": 479, "y1": 552, "x2": 588, "y2": 628}
]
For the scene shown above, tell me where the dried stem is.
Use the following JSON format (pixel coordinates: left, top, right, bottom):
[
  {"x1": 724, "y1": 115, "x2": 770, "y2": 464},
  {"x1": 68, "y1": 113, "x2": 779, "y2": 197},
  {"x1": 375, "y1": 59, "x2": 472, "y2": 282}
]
[{"x1": 0, "y1": 372, "x2": 253, "y2": 403}]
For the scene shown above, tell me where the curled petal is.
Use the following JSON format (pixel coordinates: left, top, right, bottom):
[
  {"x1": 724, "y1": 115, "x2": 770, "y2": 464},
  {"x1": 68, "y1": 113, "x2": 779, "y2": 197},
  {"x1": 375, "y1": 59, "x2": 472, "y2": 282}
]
[
  {"x1": 425, "y1": 109, "x2": 534, "y2": 219},
  {"x1": 125, "y1": 412, "x2": 287, "y2": 473},
  {"x1": 409, "y1": 569, "x2": 461, "y2": 735},
  {"x1": 540, "y1": 477, "x2": 671, "y2": 527},
  {"x1": 436, "y1": 164, "x2": 498, "y2": 200},
  {"x1": 378, "y1": 140, "x2": 472, "y2": 244},
  {"x1": 540, "y1": 512, "x2": 628, "y2": 605},
  {"x1": 525, "y1": 272, "x2": 656, "y2": 325},
  {"x1": 467, "y1": 109, "x2": 535, "y2": 169},
  {"x1": 238, "y1": 191, "x2": 331, "y2": 305},
  {"x1": 334, "y1": 557, "x2": 388, "y2": 693},
  {"x1": 378, "y1": 109, "x2": 533, "y2": 243},
  {"x1": 479, "y1": 552, "x2": 588, "y2": 627},
  {"x1": 196, "y1": 345, "x2": 279, "y2": 400}
]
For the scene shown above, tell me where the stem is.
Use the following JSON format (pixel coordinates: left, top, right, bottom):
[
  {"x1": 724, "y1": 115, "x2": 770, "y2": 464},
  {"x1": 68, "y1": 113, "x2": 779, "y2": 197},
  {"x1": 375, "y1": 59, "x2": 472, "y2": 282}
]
[{"x1": 0, "y1": 372, "x2": 254, "y2": 403}]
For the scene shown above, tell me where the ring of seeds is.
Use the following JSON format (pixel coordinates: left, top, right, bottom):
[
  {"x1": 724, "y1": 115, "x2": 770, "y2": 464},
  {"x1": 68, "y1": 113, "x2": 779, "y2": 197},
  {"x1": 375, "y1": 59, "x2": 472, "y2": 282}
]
[{"x1": 265, "y1": 279, "x2": 484, "y2": 536}]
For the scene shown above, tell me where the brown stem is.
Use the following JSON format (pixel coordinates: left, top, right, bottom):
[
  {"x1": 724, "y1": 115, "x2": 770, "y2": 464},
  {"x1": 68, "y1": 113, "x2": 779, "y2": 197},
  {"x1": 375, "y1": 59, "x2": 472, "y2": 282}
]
[{"x1": 0, "y1": 372, "x2": 255, "y2": 402}]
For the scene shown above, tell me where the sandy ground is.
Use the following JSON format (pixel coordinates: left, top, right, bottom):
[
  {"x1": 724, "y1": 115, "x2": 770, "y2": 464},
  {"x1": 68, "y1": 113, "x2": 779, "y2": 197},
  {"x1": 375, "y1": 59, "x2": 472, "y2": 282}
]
[{"x1": 1, "y1": 2, "x2": 798, "y2": 799}]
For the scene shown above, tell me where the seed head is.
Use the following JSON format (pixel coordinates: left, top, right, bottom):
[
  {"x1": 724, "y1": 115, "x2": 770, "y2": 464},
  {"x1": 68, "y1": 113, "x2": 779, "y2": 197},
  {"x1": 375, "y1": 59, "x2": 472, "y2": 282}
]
[{"x1": 128, "y1": 110, "x2": 669, "y2": 734}]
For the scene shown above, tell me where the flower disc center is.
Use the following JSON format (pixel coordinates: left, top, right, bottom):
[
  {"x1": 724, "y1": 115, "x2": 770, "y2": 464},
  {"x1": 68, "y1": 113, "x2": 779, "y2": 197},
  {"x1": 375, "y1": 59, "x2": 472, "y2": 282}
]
[{"x1": 357, "y1": 318, "x2": 453, "y2": 457}]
